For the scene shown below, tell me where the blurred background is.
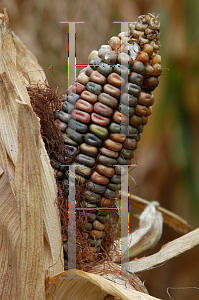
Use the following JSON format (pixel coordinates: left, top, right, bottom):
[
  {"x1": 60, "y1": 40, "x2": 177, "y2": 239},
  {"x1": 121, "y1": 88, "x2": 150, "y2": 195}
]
[{"x1": 1, "y1": 0, "x2": 199, "y2": 299}]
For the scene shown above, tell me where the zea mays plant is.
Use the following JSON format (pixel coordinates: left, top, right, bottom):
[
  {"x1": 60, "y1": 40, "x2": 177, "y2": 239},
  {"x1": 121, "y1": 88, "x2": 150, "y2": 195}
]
[
  {"x1": 2, "y1": 8, "x2": 199, "y2": 300},
  {"x1": 39, "y1": 13, "x2": 162, "y2": 270}
]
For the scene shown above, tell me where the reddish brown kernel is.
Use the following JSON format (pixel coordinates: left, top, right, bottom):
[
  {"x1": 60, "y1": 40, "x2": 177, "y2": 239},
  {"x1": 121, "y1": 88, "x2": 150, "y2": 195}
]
[
  {"x1": 91, "y1": 171, "x2": 109, "y2": 185},
  {"x1": 142, "y1": 116, "x2": 148, "y2": 125},
  {"x1": 103, "y1": 84, "x2": 121, "y2": 99},
  {"x1": 54, "y1": 119, "x2": 67, "y2": 132},
  {"x1": 76, "y1": 99, "x2": 93, "y2": 113},
  {"x1": 66, "y1": 82, "x2": 85, "y2": 94},
  {"x1": 91, "y1": 112, "x2": 110, "y2": 126},
  {"x1": 90, "y1": 70, "x2": 107, "y2": 85},
  {"x1": 112, "y1": 111, "x2": 128, "y2": 124},
  {"x1": 81, "y1": 91, "x2": 98, "y2": 104},
  {"x1": 89, "y1": 230, "x2": 103, "y2": 239},
  {"x1": 123, "y1": 138, "x2": 137, "y2": 150},
  {"x1": 103, "y1": 139, "x2": 123, "y2": 151},
  {"x1": 98, "y1": 197, "x2": 115, "y2": 207},
  {"x1": 55, "y1": 170, "x2": 64, "y2": 180},
  {"x1": 108, "y1": 133, "x2": 126, "y2": 143},
  {"x1": 107, "y1": 72, "x2": 125, "y2": 88},
  {"x1": 71, "y1": 109, "x2": 91, "y2": 123},
  {"x1": 136, "y1": 51, "x2": 149, "y2": 65},
  {"x1": 138, "y1": 92, "x2": 154, "y2": 106},
  {"x1": 95, "y1": 164, "x2": 115, "y2": 178},
  {"x1": 151, "y1": 93, "x2": 155, "y2": 103},
  {"x1": 129, "y1": 115, "x2": 142, "y2": 127},
  {"x1": 92, "y1": 220, "x2": 105, "y2": 231},
  {"x1": 143, "y1": 76, "x2": 159, "y2": 90},
  {"x1": 135, "y1": 105, "x2": 152, "y2": 117},
  {"x1": 94, "y1": 102, "x2": 113, "y2": 118},
  {"x1": 100, "y1": 147, "x2": 119, "y2": 158}
]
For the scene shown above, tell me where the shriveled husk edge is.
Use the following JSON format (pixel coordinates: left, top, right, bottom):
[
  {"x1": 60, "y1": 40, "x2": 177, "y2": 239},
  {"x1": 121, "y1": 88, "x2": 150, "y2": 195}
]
[{"x1": 1, "y1": 8, "x2": 199, "y2": 300}]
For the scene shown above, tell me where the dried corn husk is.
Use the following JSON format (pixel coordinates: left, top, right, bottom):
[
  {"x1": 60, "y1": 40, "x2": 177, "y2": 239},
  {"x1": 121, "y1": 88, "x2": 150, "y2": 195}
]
[
  {"x1": 0, "y1": 9, "x2": 63, "y2": 300},
  {"x1": 45, "y1": 269, "x2": 160, "y2": 300},
  {"x1": 111, "y1": 201, "x2": 163, "y2": 262},
  {"x1": 129, "y1": 227, "x2": 199, "y2": 274},
  {"x1": 124, "y1": 192, "x2": 192, "y2": 234}
]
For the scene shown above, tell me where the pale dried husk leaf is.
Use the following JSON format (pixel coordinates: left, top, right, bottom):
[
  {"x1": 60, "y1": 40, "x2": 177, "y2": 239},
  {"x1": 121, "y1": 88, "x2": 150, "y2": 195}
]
[
  {"x1": 0, "y1": 9, "x2": 45, "y2": 85},
  {"x1": 0, "y1": 135, "x2": 20, "y2": 299},
  {"x1": 12, "y1": 32, "x2": 46, "y2": 85},
  {"x1": 15, "y1": 101, "x2": 44, "y2": 299},
  {"x1": 45, "y1": 270, "x2": 160, "y2": 300},
  {"x1": 120, "y1": 191, "x2": 192, "y2": 234},
  {"x1": 0, "y1": 9, "x2": 63, "y2": 299},
  {"x1": 88, "y1": 261, "x2": 149, "y2": 294},
  {"x1": 128, "y1": 201, "x2": 163, "y2": 259},
  {"x1": 111, "y1": 201, "x2": 163, "y2": 262},
  {"x1": 129, "y1": 227, "x2": 199, "y2": 273}
]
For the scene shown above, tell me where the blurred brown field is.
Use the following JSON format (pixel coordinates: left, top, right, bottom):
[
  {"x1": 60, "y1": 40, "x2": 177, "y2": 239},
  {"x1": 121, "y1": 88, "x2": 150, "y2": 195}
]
[{"x1": 1, "y1": 0, "x2": 199, "y2": 299}]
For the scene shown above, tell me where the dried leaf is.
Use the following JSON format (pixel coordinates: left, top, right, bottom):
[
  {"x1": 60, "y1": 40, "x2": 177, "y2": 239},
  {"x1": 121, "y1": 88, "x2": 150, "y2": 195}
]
[
  {"x1": 0, "y1": 72, "x2": 18, "y2": 166},
  {"x1": 89, "y1": 261, "x2": 148, "y2": 294},
  {"x1": 45, "y1": 270, "x2": 161, "y2": 300},
  {"x1": 0, "y1": 8, "x2": 45, "y2": 85},
  {"x1": 13, "y1": 32, "x2": 46, "y2": 85},
  {"x1": 129, "y1": 227, "x2": 199, "y2": 273},
  {"x1": 111, "y1": 201, "x2": 163, "y2": 262},
  {"x1": 15, "y1": 101, "x2": 44, "y2": 299},
  {"x1": 0, "y1": 10, "x2": 63, "y2": 299},
  {"x1": 0, "y1": 135, "x2": 20, "y2": 299},
  {"x1": 128, "y1": 201, "x2": 163, "y2": 259},
  {"x1": 0, "y1": 165, "x2": 4, "y2": 178},
  {"x1": 120, "y1": 191, "x2": 192, "y2": 234}
]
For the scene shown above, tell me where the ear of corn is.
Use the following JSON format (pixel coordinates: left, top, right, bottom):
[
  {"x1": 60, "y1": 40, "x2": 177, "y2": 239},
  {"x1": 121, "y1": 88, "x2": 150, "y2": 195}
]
[{"x1": 51, "y1": 13, "x2": 162, "y2": 267}]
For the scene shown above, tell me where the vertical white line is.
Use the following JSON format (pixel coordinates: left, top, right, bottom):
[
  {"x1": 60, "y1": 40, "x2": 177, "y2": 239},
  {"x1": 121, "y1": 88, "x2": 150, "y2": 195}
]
[
  {"x1": 120, "y1": 165, "x2": 129, "y2": 276},
  {"x1": 68, "y1": 164, "x2": 76, "y2": 278},
  {"x1": 120, "y1": 22, "x2": 130, "y2": 135},
  {"x1": 68, "y1": 22, "x2": 76, "y2": 138},
  {"x1": 113, "y1": 21, "x2": 131, "y2": 276},
  {"x1": 60, "y1": 21, "x2": 84, "y2": 137},
  {"x1": 60, "y1": 21, "x2": 84, "y2": 280}
]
